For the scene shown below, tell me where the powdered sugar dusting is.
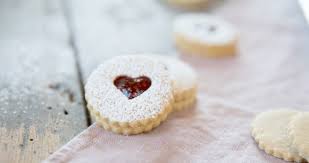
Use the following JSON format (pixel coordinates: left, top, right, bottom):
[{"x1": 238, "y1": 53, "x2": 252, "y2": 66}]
[
  {"x1": 85, "y1": 55, "x2": 173, "y2": 122},
  {"x1": 174, "y1": 14, "x2": 237, "y2": 45},
  {"x1": 0, "y1": 39, "x2": 85, "y2": 129}
]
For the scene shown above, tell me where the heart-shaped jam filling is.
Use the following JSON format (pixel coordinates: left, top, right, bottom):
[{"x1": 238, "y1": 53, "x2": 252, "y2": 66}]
[{"x1": 113, "y1": 75, "x2": 151, "y2": 99}]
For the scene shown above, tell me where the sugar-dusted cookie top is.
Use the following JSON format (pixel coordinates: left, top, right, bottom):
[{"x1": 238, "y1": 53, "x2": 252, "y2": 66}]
[
  {"x1": 174, "y1": 14, "x2": 237, "y2": 45},
  {"x1": 85, "y1": 55, "x2": 173, "y2": 123}
]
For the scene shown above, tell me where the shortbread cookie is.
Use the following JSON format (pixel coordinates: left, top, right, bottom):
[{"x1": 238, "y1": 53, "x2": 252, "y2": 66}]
[
  {"x1": 166, "y1": 0, "x2": 208, "y2": 9},
  {"x1": 159, "y1": 57, "x2": 197, "y2": 111},
  {"x1": 85, "y1": 55, "x2": 174, "y2": 135},
  {"x1": 251, "y1": 110, "x2": 305, "y2": 162},
  {"x1": 288, "y1": 113, "x2": 309, "y2": 161},
  {"x1": 173, "y1": 14, "x2": 237, "y2": 57}
]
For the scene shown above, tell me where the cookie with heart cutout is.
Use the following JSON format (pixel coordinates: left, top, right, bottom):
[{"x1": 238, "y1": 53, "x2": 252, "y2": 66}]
[
  {"x1": 173, "y1": 14, "x2": 238, "y2": 57},
  {"x1": 85, "y1": 55, "x2": 174, "y2": 135},
  {"x1": 155, "y1": 56, "x2": 197, "y2": 111}
]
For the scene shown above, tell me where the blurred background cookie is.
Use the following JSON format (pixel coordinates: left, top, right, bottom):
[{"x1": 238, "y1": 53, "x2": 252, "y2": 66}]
[{"x1": 173, "y1": 14, "x2": 238, "y2": 57}]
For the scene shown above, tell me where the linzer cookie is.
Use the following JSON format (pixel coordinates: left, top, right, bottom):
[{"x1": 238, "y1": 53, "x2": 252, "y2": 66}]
[
  {"x1": 159, "y1": 57, "x2": 197, "y2": 111},
  {"x1": 173, "y1": 14, "x2": 238, "y2": 57},
  {"x1": 251, "y1": 110, "x2": 306, "y2": 162},
  {"x1": 85, "y1": 55, "x2": 174, "y2": 135}
]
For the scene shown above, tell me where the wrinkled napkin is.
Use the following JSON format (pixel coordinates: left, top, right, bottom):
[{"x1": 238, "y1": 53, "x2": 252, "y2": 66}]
[{"x1": 44, "y1": 0, "x2": 309, "y2": 162}]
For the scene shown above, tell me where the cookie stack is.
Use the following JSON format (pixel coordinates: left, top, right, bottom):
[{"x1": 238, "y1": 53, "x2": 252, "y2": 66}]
[
  {"x1": 85, "y1": 55, "x2": 197, "y2": 135},
  {"x1": 251, "y1": 110, "x2": 309, "y2": 162}
]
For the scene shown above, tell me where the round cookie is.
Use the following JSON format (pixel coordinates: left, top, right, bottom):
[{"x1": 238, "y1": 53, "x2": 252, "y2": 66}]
[
  {"x1": 159, "y1": 57, "x2": 197, "y2": 111},
  {"x1": 173, "y1": 14, "x2": 238, "y2": 57},
  {"x1": 288, "y1": 113, "x2": 309, "y2": 161},
  {"x1": 166, "y1": 0, "x2": 208, "y2": 9},
  {"x1": 85, "y1": 55, "x2": 174, "y2": 135},
  {"x1": 251, "y1": 110, "x2": 306, "y2": 162}
]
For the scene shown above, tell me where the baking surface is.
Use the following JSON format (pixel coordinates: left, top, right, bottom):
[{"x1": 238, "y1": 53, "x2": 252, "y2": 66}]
[{"x1": 1, "y1": 0, "x2": 309, "y2": 162}]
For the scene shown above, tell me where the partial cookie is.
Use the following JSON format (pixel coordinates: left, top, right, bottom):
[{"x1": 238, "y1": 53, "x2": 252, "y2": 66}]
[
  {"x1": 166, "y1": 0, "x2": 208, "y2": 9},
  {"x1": 159, "y1": 57, "x2": 197, "y2": 111},
  {"x1": 288, "y1": 113, "x2": 309, "y2": 161},
  {"x1": 173, "y1": 14, "x2": 238, "y2": 57},
  {"x1": 85, "y1": 55, "x2": 174, "y2": 135},
  {"x1": 251, "y1": 110, "x2": 305, "y2": 162}
]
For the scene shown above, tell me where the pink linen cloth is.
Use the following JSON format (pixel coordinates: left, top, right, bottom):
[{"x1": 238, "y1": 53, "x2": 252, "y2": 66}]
[{"x1": 44, "y1": 0, "x2": 309, "y2": 162}]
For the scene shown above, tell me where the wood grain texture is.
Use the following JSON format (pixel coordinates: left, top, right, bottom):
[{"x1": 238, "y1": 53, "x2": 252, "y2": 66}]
[{"x1": 0, "y1": 0, "x2": 87, "y2": 162}]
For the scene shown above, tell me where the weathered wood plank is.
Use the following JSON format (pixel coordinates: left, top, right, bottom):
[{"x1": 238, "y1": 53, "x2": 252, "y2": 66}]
[{"x1": 0, "y1": 0, "x2": 88, "y2": 162}]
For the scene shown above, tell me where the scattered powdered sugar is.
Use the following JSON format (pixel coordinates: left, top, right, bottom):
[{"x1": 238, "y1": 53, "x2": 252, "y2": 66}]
[
  {"x1": 85, "y1": 55, "x2": 173, "y2": 122},
  {"x1": 0, "y1": 48, "x2": 42, "y2": 118},
  {"x1": 0, "y1": 40, "x2": 81, "y2": 126},
  {"x1": 174, "y1": 14, "x2": 237, "y2": 45}
]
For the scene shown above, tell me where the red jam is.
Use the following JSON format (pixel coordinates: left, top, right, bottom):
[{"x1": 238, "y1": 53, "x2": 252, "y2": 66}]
[{"x1": 113, "y1": 75, "x2": 151, "y2": 99}]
